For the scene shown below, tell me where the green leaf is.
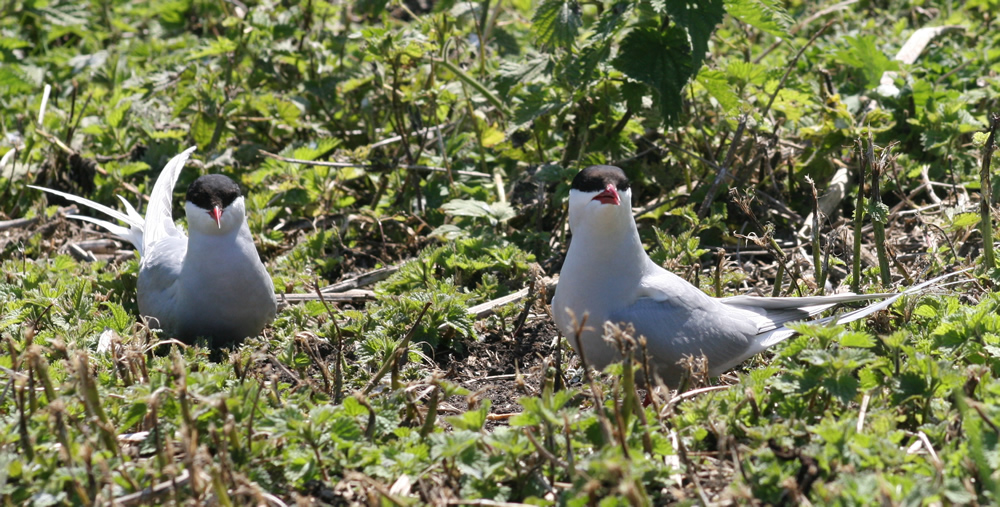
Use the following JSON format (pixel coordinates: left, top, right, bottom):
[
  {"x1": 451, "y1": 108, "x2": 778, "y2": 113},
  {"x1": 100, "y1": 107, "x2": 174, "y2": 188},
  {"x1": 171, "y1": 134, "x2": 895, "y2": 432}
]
[
  {"x1": 950, "y1": 212, "x2": 981, "y2": 230},
  {"x1": 839, "y1": 331, "x2": 876, "y2": 348},
  {"x1": 867, "y1": 201, "x2": 889, "y2": 224},
  {"x1": 496, "y1": 54, "x2": 550, "y2": 96},
  {"x1": 447, "y1": 400, "x2": 491, "y2": 430},
  {"x1": 442, "y1": 199, "x2": 494, "y2": 219},
  {"x1": 913, "y1": 304, "x2": 938, "y2": 318},
  {"x1": 101, "y1": 302, "x2": 133, "y2": 335},
  {"x1": 723, "y1": 0, "x2": 791, "y2": 39},
  {"x1": 0, "y1": 66, "x2": 34, "y2": 94},
  {"x1": 481, "y1": 126, "x2": 505, "y2": 147},
  {"x1": 612, "y1": 27, "x2": 693, "y2": 125},
  {"x1": 591, "y1": 1, "x2": 633, "y2": 42},
  {"x1": 833, "y1": 35, "x2": 900, "y2": 89},
  {"x1": 120, "y1": 403, "x2": 148, "y2": 431},
  {"x1": 823, "y1": 373, "x2": 859, "y2": 403},
  {"x1": 770, "y1": 88, "x2": 813, "y2": 123},
  {"x1": 972, "y1": 131, "x2": 991, "y2": 147},
  {"x1": 187, "y1": 37, "x2": 238, "y2": 60},
  {"x1": 106, "y1": 99, "x2": 132, "y2": 129},
  {"x1": 191, "y1": 113, "x2": 217, "y2": 149},
  {"x1": 726, "y1": 60, "x2": 768, "y2": 87},
  {"x1": 441, "y1": 199, "x2": 515, "y2": 225},
  {"x1": 532, "y1": 0, "x2": 582, "y2": 50},
  {"x1": 666, "y1": 0, "x2": 725, "y2": 71},
  {"x1": 696, "y1": 69, "x2": 740, "y2": 112}
]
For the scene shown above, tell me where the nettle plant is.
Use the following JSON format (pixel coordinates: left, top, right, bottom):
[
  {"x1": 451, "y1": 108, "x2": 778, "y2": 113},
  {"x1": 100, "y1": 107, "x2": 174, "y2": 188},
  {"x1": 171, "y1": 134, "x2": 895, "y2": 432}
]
[{"x1": 349, "y1": 0, "x2": 792, "y2": 226}]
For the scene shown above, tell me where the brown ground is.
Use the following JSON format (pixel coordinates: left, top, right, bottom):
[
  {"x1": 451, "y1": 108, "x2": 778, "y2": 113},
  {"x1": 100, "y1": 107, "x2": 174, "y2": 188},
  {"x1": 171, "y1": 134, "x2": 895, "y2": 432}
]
[{"x1": 442, "y1": 317, "x2": 556, "y2": 426}]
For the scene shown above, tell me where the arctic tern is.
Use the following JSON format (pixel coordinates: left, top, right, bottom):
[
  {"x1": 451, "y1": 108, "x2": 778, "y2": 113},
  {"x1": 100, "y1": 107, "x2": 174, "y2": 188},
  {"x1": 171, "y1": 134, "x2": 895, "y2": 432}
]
[
  {"x1": 552, "y1": 165, "x2": 957, "y2": 386},
  {"x1": 31, "y1": 147, "x2": 277, "y2": 346}
]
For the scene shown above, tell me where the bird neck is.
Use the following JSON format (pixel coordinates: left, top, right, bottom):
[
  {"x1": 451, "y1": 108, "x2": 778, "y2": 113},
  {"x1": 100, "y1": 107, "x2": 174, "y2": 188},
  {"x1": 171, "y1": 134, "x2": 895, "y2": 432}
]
[
  {"x1": 184, "y1": 224, "x2": 257, "y2": 270},
  {"x1": 565, "y1": 209, "x2": 651, "y2": 282}
]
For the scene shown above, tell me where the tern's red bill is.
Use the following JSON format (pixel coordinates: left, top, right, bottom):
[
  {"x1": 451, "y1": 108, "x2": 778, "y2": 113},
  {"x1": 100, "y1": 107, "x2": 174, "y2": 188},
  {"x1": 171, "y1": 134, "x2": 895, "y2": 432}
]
[
  {"x1": 593, "y1": 184, "x2": 621, "y2": 205},
  {"x1": 210, "y1": 206, "x2": 223, "y2": 228}
]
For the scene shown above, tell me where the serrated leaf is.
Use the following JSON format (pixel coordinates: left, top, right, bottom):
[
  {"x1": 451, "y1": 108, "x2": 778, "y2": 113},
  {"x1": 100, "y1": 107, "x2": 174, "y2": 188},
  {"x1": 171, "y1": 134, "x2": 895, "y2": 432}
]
[
  {"x1": 834, "y1": 35, "x2": 900, "y2": 89},
  {"x1": 187, "y1": 37, "x2": 238, "y2": 60},
  {"x1": 0, "y1": 67, "x2": 34, "y2": 94},
  {"x1": 508, "y1": 90, "x2": 565, "y2": 132},
  {"x1": 446, "y1": 400, "x2": 491, "y2": 430},
  {"x1": 68, "y1": 51, "x2": 110, "y2": 74},
  {"x1": 39, "y1": 5, "x2": 89, "y2": 26},
  {"x1": 562, "y1": 44, "x2": 610, "y2": 88},
  {"x1": 289, "y1": 138, "x2": 341, "y2": 161},
  {"x1": 0, "y1": 37, "x2": 30, "y2": 51},
  {"x1": 489, "y1": 202, "x2": 516, "y2": 222},
  {"x1": 441, "y1": 199, "x2": 515, "y2": 226},
  {"x1": 950, "y1": 212, "x2": 981, "y2": 230},
  {"x1": 726, "y1": 60, "x2": 768, "y2": 87},
  {"x1": 191, "y1": 113, "x2": 217, "y2": 149},
  {"x1": 441, "y1": 199, "x2": 491, "y2": 218},
  {"x1": 723, "y1": 0, "x2": 791, "y2": 39},
  {"x1": 481, "y1": 126, "x2": 505, "y2": 147},
  {"x1": 341, "y1": 396, "x2": 366, "y2": 417},
  {"x1": 696, "y1": 69, "x2": 740, "y2": 112},
  {"x1": 858, "y1": 367, "x2": 879, "y2": 390},
  {"x1": 0, "y1": 307, "x2": 25, "y2": 332},
  {"x1": 771, "y1": 88, "x2": 813, "y2": 123},
  {"x1": 823, "y1": 373, "x2": 859, "y2": 403},
  {"x1": 621, "y1": 80, "x2": 646, "y2": 112},
  {"x1": 591, "y1": 1, "x2": 633, "y2": 42},
  {"x1": 612, "y1": 27, "x2": 693, "y2": 125},
  {"x1": 532, "y1": 0, "x2": 582, "y2": 49},
  {"x1": 120, "y1": 403, "x2": 148, "y2": 431},
  {"x1": 839, "y1": 331, "x2": 876, "y2": 348},
  {"x1": 867, "y1": 201, "x2": 889, "y2": 224},
  {"x1": 101, "y1": 302, "x2": 133, "y2": 334},
  {"x1": 253, "y1": 94, "x2": 302, "y2": 124},
  {"x1": 666, "y1": 0, "x2": 724, "y2": 71},
  {"x1": 496, "y1": 54, "x2": 550, "y2": 95},
  {"x1": 106, "y1": 99, "x2": 132, "y2": 128},
  {"x1": 150, "y1": 129, "x2": 187, "y2": 140}
]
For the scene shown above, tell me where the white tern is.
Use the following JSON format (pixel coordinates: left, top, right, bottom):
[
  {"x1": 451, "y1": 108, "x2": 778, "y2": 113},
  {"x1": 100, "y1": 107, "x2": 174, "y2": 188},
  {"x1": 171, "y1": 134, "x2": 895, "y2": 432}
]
[
  {"x1": 32, "y1": 147, "x2": 277, "y2": 346},
  {"x1": 552, "y1": 165, "x2": 958, "y2": 386}
]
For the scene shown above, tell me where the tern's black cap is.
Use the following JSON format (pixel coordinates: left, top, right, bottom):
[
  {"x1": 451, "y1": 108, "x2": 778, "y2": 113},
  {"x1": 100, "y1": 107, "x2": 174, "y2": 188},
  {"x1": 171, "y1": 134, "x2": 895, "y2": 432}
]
[
  {"x1": 572, "y1": 165, "x2": 630, "y2": 193},
  {"x1": 186, "y1": 174, "x2": 242, "y2": 210}
]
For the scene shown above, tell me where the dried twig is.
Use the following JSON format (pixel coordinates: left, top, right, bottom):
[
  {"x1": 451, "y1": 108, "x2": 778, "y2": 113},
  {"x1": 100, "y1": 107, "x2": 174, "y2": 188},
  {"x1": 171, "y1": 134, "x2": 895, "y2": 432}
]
[
  {"x1": 857, "y1": 392, "x2": 870, "y2": 433},
  {"x1": 697, "y1": 116, "x2": 746, "y2": 219},
  {"x1": 277, "y1": 289, "x2": 375, "y2": 306},
  {"x1": 980, "y1": 113, "x2": 999, "y2": 269},
  {"x1": 322, "y1": 265, "x2": 400, "y2": 293},
  {"x1": 114, "y1": 470, "x2": 194, "y2": 507},
  {"x1": 852, "y1": 139, "x2": 868, "y2": 293},
  {"x1": 467, "y1": 277, "x2": 558, "y2": 319}
]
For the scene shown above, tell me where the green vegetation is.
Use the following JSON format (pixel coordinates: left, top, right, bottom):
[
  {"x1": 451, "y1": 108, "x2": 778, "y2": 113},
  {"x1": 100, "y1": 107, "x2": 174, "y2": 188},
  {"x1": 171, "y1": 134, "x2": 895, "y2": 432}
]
[{"x1": 2, "y1": 0, "x2": 999, "y2": 503}]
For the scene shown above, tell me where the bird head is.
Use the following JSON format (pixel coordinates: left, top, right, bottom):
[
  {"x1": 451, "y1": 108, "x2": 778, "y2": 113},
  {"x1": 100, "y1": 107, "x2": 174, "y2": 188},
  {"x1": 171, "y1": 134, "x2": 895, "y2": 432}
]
[
  {"x1": 567, "y1": 165, "x2": 632, "y2": 233},
  {"x1": 184, "y1": 174, "x2": 245, "y2": 235}
]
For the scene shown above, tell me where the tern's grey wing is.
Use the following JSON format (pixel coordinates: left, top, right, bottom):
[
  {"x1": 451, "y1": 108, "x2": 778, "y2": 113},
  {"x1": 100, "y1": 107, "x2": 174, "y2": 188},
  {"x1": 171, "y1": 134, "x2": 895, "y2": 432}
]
[
  {"x1": 608, "y1": 295, "x2": 764, "y2": 385},
  {"x1": 136, "y1": 236, "x2": 186, "y2": 335},
  {"x1": 143, "y1": 147, "x2": 196, "y2": 253},
  {"x1": 723, "y1": 301, "x2": 837, "y2": 334}
]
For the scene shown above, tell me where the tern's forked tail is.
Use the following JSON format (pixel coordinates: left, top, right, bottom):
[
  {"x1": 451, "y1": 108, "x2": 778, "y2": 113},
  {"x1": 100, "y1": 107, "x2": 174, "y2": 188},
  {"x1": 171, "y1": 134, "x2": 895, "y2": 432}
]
[{"x1": 29, "y1": 185, "x2": 146, "y2": 255}]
